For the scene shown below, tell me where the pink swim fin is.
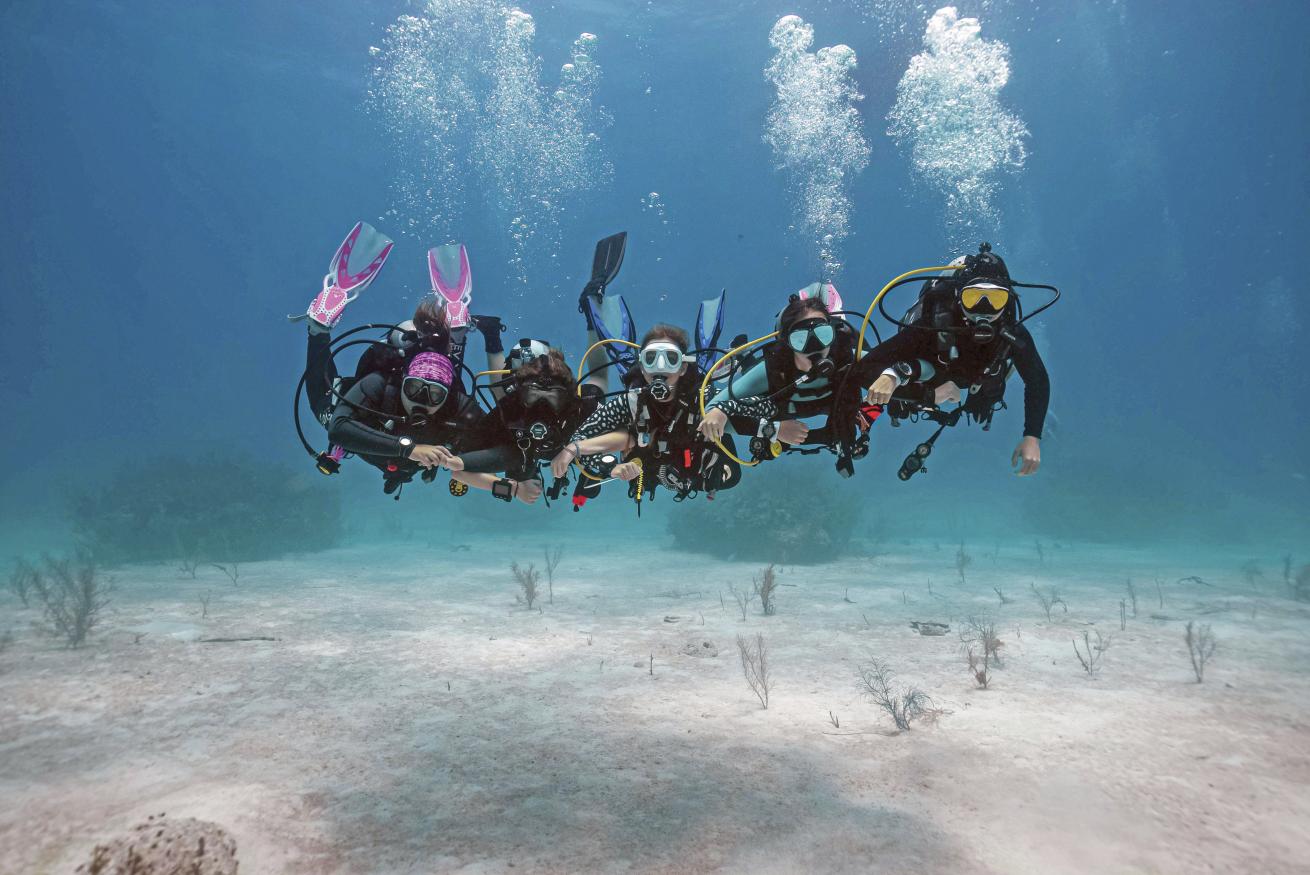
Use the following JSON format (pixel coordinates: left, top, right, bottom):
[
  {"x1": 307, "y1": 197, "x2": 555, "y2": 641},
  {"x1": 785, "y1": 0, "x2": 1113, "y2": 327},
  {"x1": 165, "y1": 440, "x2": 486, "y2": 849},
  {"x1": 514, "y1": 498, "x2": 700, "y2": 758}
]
[
  {"x1": 428, "y1": 243, "x2": 472, "y2": 329},
  {"x1": 299, "y1": 222, "x2": 395, "y2": 329}
]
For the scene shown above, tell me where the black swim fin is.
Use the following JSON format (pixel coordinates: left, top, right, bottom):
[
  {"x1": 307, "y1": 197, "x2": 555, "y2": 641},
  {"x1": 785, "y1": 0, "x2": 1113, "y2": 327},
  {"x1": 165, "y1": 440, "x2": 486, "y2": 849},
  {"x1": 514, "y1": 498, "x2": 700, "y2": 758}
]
[
  {"x1": 580, "y1": 231, "x2": 627, "y2": 308},
  {"x1": 592, "y1": 231, "x2": 627, "y2": 291}
]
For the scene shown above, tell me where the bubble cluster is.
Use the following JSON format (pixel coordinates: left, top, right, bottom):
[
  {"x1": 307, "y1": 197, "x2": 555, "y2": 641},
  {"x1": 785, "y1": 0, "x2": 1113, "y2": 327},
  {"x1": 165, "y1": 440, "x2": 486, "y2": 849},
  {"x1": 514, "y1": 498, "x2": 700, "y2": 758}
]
[
  {"x1": 640, "y1": 191, "x2": 670, "y2": 261},
  {"x1": 763, "y1": 15, "x2": 870, "y2": 280},
  {"x1": 368, "y1": 2, "x2": 611, "y2": 287},
  {"x1": 887, "y1": 6, "x2": 1029, "y2": 245}
]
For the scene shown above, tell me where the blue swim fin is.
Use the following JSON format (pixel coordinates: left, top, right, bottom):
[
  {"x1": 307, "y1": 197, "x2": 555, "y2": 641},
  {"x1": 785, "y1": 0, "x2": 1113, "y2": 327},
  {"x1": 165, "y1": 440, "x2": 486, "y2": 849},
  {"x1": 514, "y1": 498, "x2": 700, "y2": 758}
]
[
  {"x1": 587, "y1": 293, "x2": 637, "y2": 376},
  {"x1": 695, "y1": 289, "x2": 726, "y2": 374}
]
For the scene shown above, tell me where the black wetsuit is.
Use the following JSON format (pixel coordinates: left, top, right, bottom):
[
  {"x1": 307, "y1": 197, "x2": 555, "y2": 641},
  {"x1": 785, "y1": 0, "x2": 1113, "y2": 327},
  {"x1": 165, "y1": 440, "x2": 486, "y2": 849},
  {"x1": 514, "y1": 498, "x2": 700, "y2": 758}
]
[
  {"x1": 304, "y1": 330, "x2": 482, "y2": 486},
  {"x1": 328, "y1": 372, "x2": 482, "y2": 478},
  {"x1": 458, "y1": 392, "x2": 601, "y2": 481},
  {"x1": 849, "y1": 323, "x2": 1050, "y2": 438}
]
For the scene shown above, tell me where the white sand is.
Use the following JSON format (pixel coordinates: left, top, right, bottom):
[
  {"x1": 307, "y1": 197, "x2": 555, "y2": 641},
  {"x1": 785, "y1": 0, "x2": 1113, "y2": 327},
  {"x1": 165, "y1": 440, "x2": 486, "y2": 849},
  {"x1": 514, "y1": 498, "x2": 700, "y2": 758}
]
[{"x1": 2, "y1": 539, "x2": 1308, "y2": 874}]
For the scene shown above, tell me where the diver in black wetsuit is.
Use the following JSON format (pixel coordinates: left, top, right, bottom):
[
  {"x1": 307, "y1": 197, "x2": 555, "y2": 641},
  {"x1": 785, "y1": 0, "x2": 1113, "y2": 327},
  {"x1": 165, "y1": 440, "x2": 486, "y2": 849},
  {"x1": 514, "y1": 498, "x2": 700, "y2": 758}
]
[
  {"x1": 445, "y1": 348, "x2": 601, "y2": 504},
  {"x1": 851, "y1": 245, "x2": 1051, "y2": 476},
  {"x1": 303, "y1": 298, "x2": 518, "y2": 498}
]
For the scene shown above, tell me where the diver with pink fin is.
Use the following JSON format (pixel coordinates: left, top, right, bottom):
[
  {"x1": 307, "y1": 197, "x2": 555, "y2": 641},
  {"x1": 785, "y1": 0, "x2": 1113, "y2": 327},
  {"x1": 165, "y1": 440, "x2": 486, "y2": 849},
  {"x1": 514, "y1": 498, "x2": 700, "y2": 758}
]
[{"x1": 291, "y1": 222, "x2": 529, "y2": 500}]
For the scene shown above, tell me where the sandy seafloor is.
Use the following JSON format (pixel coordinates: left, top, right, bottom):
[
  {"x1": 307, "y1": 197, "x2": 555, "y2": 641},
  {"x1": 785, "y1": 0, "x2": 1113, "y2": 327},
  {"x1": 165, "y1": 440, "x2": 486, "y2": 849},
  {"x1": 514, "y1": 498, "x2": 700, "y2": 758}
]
[{"x1": 2, "y1": 537, "x2": 1308, "y2": 874}]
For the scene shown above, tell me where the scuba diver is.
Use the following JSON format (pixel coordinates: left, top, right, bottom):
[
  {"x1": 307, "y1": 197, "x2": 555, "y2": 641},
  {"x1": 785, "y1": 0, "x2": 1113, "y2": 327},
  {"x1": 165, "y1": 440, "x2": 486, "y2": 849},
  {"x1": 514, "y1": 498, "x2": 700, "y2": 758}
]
[
  {"x1": 445, "y1": 347, "x2": 598, "y2": 504},
  {"x1": 439, "y1": 232, "x2": 631, "y2": 504},
  {"x1": 849, "y1": 243, "x2": 1053, "y2": 478},
  {"x1": 559, "y1": 323, "x2": 742, "y2": 508},
  {"x1": 291, "y1": 221, "x2": 513, "y2": 498},
  {"x1": 697, "y1": 283, "x2": 870, "y2": 475}
]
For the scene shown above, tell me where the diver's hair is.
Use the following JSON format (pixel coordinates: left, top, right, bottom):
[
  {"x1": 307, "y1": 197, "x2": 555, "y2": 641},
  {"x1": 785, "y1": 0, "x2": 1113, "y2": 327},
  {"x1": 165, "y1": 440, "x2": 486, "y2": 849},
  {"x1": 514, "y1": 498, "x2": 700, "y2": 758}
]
[
  {"x1": 778, "y1": 296, "x2": 829, "y2": 333},
  {"x1": 515, "y1": 349, "x2": 575, "y2": 388},
  {"x1": 412, "y1": 297, "x2": 449, "y2": 339},
  {"x1": 640, "y1": 323, "x2": 689, "y2": 351},
  {"x1": 769, "y1": 296, "x2": 851, "y2": 381}
]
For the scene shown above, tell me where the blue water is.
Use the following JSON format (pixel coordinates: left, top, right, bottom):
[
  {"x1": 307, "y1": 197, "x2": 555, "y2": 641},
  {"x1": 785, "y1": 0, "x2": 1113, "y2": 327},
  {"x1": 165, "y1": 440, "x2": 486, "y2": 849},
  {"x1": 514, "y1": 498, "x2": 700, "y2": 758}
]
[{"x1": 2, "y1": 0, "x2": 1307, "y2": 556}]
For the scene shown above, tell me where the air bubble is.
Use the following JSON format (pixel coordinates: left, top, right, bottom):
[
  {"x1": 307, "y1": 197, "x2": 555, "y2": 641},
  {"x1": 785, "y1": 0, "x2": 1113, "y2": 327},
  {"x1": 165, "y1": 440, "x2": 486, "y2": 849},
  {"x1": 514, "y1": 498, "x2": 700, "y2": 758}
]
[
  {"x1": 887, "y1": 7, "x2": 1029, "y2": 244},
  {"x1": 763, "y1": 15, "x2": 869, "y2": 279}
]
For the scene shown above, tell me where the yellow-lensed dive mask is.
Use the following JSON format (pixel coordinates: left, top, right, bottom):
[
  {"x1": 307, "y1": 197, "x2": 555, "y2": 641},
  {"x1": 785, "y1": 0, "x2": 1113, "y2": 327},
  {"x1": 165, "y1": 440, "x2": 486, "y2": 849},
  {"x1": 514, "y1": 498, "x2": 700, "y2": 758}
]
[{"x1": 959, "y1": 283, "x2": 1011, "y2": 317}]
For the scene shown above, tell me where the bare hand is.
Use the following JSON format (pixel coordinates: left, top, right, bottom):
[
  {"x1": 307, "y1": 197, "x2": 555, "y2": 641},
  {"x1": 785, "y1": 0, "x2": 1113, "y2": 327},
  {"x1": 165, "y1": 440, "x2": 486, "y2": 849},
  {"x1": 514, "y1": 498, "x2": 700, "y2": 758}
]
[
  {"x1": 408, "y1": 444, "x2": 446, "y2": 468},
  {"x1": 866, "y1": 374, "x2": 898, "y2": 406},
  {"x1": 777, "y1": 420, "x2": 809, "y2": 444},
  {"x1": 934, "y1": 382, "x2": 961, "y2": 406},
  {"x1": 612, "y1": 462, "x2": 642, "y2": 482},
  {"x1": 444, "y1": 454, "x2": 465, "y2": 472},
  {"x1": 698, "y1": 408, "x2": 728, "y2": 441},
  {"x1": 514, "y1": 479, "x2": 542, "y2": 505},
  {"x1": 1012, "y1": 436, "x2": 1041, "y2": 476},
  {"x1": 550, "y1": 444, "x2": 577, "y2": 479}
]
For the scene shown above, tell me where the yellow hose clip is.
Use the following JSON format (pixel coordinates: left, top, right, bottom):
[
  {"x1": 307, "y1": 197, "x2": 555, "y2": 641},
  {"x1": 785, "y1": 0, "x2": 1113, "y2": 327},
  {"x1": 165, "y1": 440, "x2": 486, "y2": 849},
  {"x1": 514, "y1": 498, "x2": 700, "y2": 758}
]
[
  {"x1": 856, "y1": 265, "x2": 962, "y2": 359},
  {"x1": 697, "y1": 331, "x2": 779, "y2": 468}
]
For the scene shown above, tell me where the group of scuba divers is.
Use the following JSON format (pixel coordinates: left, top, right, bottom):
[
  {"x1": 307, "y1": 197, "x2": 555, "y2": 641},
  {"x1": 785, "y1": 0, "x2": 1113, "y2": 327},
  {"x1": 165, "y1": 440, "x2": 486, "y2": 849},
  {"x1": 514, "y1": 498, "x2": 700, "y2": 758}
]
[{"x1": 291, "y1": 222, "x2": 1056, "y2": 511}]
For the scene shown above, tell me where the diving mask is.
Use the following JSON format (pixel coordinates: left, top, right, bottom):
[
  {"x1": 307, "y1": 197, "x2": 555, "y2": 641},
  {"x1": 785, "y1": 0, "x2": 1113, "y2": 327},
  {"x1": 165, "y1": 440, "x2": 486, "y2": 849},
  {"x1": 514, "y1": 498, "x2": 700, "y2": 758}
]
[
  {"x1": 959, "y1": 283, "x2": 1010, "y2": 321},
  {"x1": 401, "y1": 376, "x2": 450, "y2": 408},
  {"x1": 787, "y1": 318, "x2": 836, "y2": 354},
  {"x1": 639, "y1": 341, "x2": 686, "y2": 377},
  {"x1": 519, "y1": 379, "x2": 570, "y2": 416}
]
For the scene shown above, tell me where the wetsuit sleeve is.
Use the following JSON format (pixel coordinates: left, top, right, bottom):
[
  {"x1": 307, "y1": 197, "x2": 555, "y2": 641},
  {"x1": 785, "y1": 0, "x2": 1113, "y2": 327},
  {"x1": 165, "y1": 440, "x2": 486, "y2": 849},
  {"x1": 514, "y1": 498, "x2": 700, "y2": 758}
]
[
  {"x1": 327, "y1": 374, "x2": 411, "y2": 459},
  {"x1": 706, "y1": 361, "x2": 780, "y2": 427},
  {"x1": 709, "y1": 360, "x2": 770, "y2": 405},
  {"x1": 1010, "y1": 324, "x2": 1050, "y2": 439},
  {"x1": 570, "y1": 395, "x2": 634, "y2": 474},
  {"x1": 458, "y1": 443, "x2": 521, "y2": 474},
  {"x1": 712, "y1": 395, "x2": 780, "y2": 426},
  {"x1": 849, "y1": 331, "x2": 929, "y2": 387}
]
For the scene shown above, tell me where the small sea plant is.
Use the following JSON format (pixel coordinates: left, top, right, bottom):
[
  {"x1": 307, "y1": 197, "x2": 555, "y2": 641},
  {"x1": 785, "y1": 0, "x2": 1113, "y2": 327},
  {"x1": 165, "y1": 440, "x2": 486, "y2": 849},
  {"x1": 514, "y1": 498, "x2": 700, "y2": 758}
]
[
  {"x1": 1072, "y1": 630, "x2": 1111, "y2": 677},
  {"x1": 728, "y1": 581, "x2": 754, "y2": 621},
  {"x1": 960, "y1": 617, "x2": 1003, "y2": 667},
  {"x1": 857, "y1": 658, "x2": 935, "y2": 731},
  {"x1": 967, "y1": 647, "x2": 991, "y2": 689},
  {"x1": 1184, "y1": 621, "x2": 1217, "y2": 682},
  {"x1": 211, "y1": 562, "x2": 239, "y2": 587},
  {"x1": 33, "y1": 553, "x2": 112, "y2": 648},
  {"x1": 542, "y1": 545, "x2": 563, "y2": 605},
  {"x1": 736, "y1": 633, "x2": 771, "y2": 709},
  {"x1": 512, "y1": 562, "x2": 540, "y2": 609},
  {"x1": 753, "y1": 564, "x2": 779, "y2": 616},
  {"x1": 1030, "y1": 582, "x2": 1067, "y2": 622},
  {"x1": 955, "y1": 543, "x2": 972, "y2": 584}
]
